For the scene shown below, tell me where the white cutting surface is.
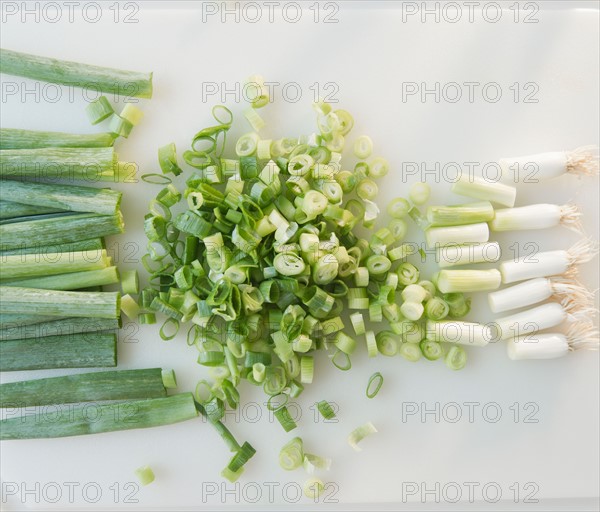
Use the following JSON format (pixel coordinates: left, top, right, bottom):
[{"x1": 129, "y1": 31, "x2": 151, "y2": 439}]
[{"x1": 1, "y1": 1, "x2": 599, "y2": 510}]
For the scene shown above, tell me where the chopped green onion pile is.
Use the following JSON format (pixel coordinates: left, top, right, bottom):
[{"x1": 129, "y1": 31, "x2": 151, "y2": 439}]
[{"x1": 137, "y1": 86, "x2": 477, "y2": 480}]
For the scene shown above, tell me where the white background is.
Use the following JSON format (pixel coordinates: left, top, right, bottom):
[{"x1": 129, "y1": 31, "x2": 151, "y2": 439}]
[{"x1": 1, "y1": 1, "x2": 599, "y2": 510}]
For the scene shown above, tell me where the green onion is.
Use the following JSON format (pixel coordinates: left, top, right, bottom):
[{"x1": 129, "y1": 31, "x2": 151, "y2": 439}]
[
  {"x1": 425, "y1": 223, "x2": 489, "y2": 249},
  {"x1": 303, "y1": 478, "x2": 325, "y2": 500},
  {"x1": 445, "y1": 345, "x2": 467, "y2": 370},
  {"x1": 0, "y1": 393, "x2": 197, "y2": 440},
  {"x1": 317, "y1": 400, "x2": 336, "y2": 420},
  {"x1": 427, "y1": 201, "x2": 495, "y2": 227},
  {"x1": 86, "y1": 96, "x2": 114, "y2": 124},
  {"x1": 452, "y1": 175, "x2": 516, "y2": 207},
  {"x1": 437, "y1": 269, "x2": 502, "y2": 293},
  {"x1": 0, "y1": 237, "x2": 104, "y2": 256},
  {"x1": 0, "y1": 212, "x2": 123, "y2": 251},
  {"x1": 0, "y1": 287, "x2": 120, "y2": 319},
  {"x1": 274, "y1": 406, "x2": 297, "y2": 432},
  {"x1": 366, "y1": 372, "x2": 384, "y2": 398},
  {"x1": 396, "y1": 262, "x2": 420, "y2": 286},
  {"x1": 420, "y1": 340, "x2": 443, "y2": 361},
  {"x1": 279, "y1": 437, "x2": 304, "y2": 470},
  {"x1": 303, "y1": 453, "x2": 332, "y2": 474},
  {"x1": 0, "y1": 48, "x2": 153, "y2": 98},
  {"x1": 399, "y1": 342, "x2": 422, "y2": 362},
  {"x1": 0, "y1": 249, "x2": 110, "y2": 280},
  {"x1": 0, "y1": 128, "x2": 115, "y2": 149},
  {"x1": 409, "y1": 182, "x2": 430, "y2": 205},
  {"x1": 353, "y1": 136, "x2": 373, "y2": 159},
  {"x1": 0, "y1": 368, "x2": 167, "y2": 407},
  {"x1": 426, "y1": 320, "x2": 492, "y2": 347},
  {"x1": 0, "y1": 316, "x2": 118, "y2": 341},
  {"x1": 444, "y1": 293, "x2": 471, "y2": 318},
  {"x1": 387, "y1": 197, "x2": 410, "y2": 218},
  {"x1": 135, "y1": 466, "x2": 155, "y2": 486},
  {"x1": 0, "y1": 147, "x2": 118, "y2": 181},
  {"x1": 424, "y1": 297, "x2": 450, "y2": 320},
  {"x1": 0, "y1": 180, "x2": 122, "y2": 215},
  {"x1": 0, "y1": 201, "x2": 63, "y2": 219},
  {"x1": 0, "y1": 332, "x2": 116, "y2": 371},
  {"x1": 348, "y1": 421, "x2": 377, "y2": 451},
  {"x1": 3, "y1": 266, "x2": 119, "y2": 291},
  {"x1": 376, "y1": 331, "x2": 399, "y2": 356}
]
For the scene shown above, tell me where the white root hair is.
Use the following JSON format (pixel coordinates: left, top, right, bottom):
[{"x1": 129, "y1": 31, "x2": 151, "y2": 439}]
[
  {"x1": 550, "y1": 276, "x2": 597, "y2": 315},
  {"x1": 567, "y1": 322, "x2": 600, "y2": 352},
  {"x1": 566, "y1": 145, "x2": 599, "y2": 177},
  {"x1": 567, "y1": 237, "x2": 599, "y2": 266},
  {"x1": 559, "y1": 203, "x2": 584, "y2": 234}
]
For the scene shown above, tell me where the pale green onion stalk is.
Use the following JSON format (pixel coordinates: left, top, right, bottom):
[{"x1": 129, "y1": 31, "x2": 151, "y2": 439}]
[
  {"x1": 0, "y1": 128, "x2": 115, "y2": 149},
  {"x1": 499, "y1": 239, "x2": 598, "y2": 284},
  {"x1": 427, "y1": 201, "x2": 494, "y2": 227},
  {"x1": 437, "y1": 242, "x2": 501, "y2": 268},
  {"x1": 452, "y1": 175, "x2": 516, "y2": 207},
  {"x1": 348, "y1": 421, "x2": 377, "y2": 451},
  {"x1": 0, "y1": 394, "x2": 197, "y2": 440},
  {"x1": 426, "y1": 320, "x2": 492, "y2": 347},
  {"x1": 0, "y1": 48, "x2": 153, "y2": 98},
  {"x1": 488, "y1": 276, "x2": 596, "y2": 314},
  {"x1": 493, "y1": 302, "x2": 577, "y2": 340},
  {"x1": 490, "y1": 203, "x2": 582, "y2": 233},
  {"x1": 425, "y1": 223, "x2": 489, "y2": 249},
  {"x1": 400, "y1": 301, "x2": 424, "y2": 321},
  {"x1": 499, "y1": 145, "x2": 599, "y2": 182},
  {"x1": 507, "y1": 322, "x2": 599, "y2": 360},
  {"x1": 436, "y1": 269, "x2": 502, "y2": 293},
  {"x1": 409, "y1": 182, "x2": 430, "y2": 205},
  {"x1": 304, "y1": 453, "x2": 332, "y2": 474}
]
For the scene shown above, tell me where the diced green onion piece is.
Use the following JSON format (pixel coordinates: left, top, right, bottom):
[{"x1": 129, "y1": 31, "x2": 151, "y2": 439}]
[
  {"x1": 353, "y1": 136, "x2": 373, "y2": 159},
  {"x1": 376, "y1": 331, "x2": 399, "y2": 356},
  {"x1": 317, "y1": 400, "x2": 336, "y2": 420},
  {"x1": 401, "y1": 284, "x2": 428, "y2": 303},
  {"x1": 445, "y1": 345, "x2": 467, "y2": 370},
  {"x1": 135, "y1": 466, "x2": 155, "y2": 486},
  {"x1": 409, "y1": 182, "x2": 430, "y2": 205},
  {"x1": 279, "y1": 437, "x2": 304, "y2": 470},
  {"x1": 158, "y1": 143, "x2": 182, "y2": 176},
  {"x1": 86, "y1": 96, "x2": 114, "y2": 125},
  {"x1": 274, "y1": 406, "x2": 297, "y2": 432},
  {"x1": 349, "y1": 312, "x2": 365, "y2": 335},
  {"x1": 397, "y1": 262, "x2": 420, "y2": 286},
  {"x1": 420, "y1": 339, "x2": 443, "y2": 361},
  {"x1": 120, "y1": 294, "x2": 140, "y2": 320},
  {"x1": 348, "y1": 421, "x2": 377, "y2": 451},
  {"x1": 366, "y1": 372, "x2": 384, "y2": 398},
  {"x1": 121, "y1": 103, "x2": 144, "y2": 126},
  {"x1": 303, "y1": 454, "x2": 332, "y2": 474},
  {"x1": 121, "y1": 270, "x2": 139, "y2": 295},
  {"x1": 109, "y1": 114, "x2": 133, "y2": 138},
  {"x1": 357, "y1": 179, "x2": 378, "y2": 200},
  {"x1": 387, "y1": 197, "x2": 410, "y2": 218},
  {"x1": 303, "y1": 478, "x2": 325, "y2": 500},
  {"x1": 444, "y1": 292, "x2": 471, "y2": 318},
  {"x1": 424, "y1": 297, "x2": 449, "y2": 320},
  {"x1": 300, "y1": 356, "x2": 314, "y2": 384},
  {"x1": 399, "y1": 342, "x2": 422, "y2": 362}
]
